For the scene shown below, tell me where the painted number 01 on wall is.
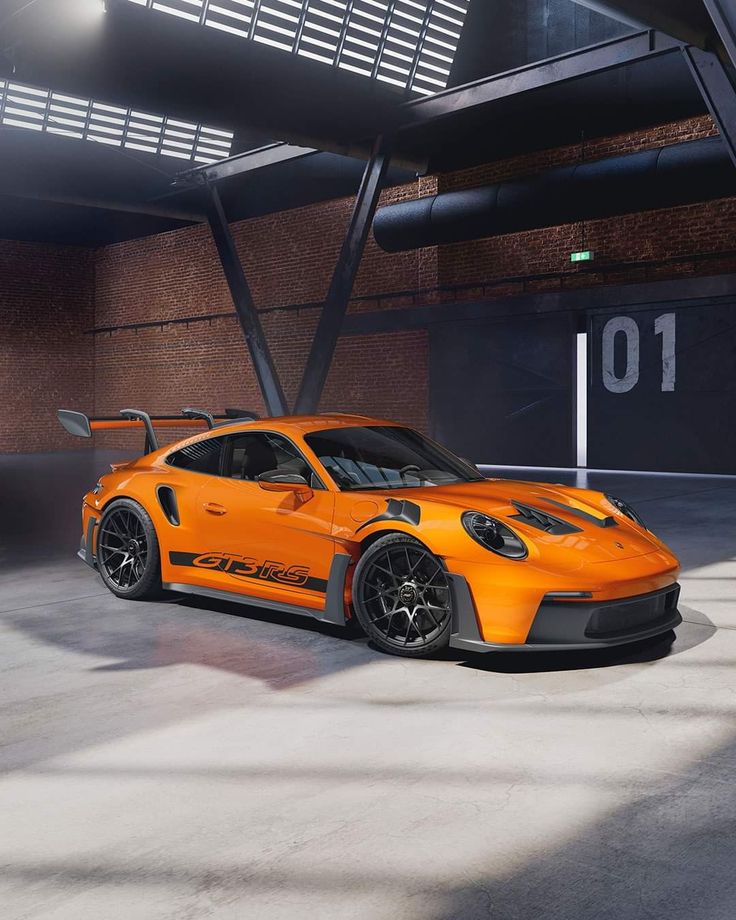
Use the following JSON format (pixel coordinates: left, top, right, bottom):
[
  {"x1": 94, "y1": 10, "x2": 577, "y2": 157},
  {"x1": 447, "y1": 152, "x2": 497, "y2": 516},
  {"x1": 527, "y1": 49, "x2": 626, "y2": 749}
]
[{"x1": 601, "y1": 313, "x2": 676, "y2": 394}]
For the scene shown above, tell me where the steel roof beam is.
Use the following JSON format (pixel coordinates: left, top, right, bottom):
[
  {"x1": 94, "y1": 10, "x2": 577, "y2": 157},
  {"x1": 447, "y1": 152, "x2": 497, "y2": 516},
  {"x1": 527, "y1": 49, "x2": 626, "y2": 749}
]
[
  {"x1": 399, "y1": 30, "x2": 682, "y2": 128},
  {"x1": 682, "y1": 46, "x2": 736, "y2": 169},
  {"x1": 702, "y1": 0, "x2": 736, "y2": 71},
  {"x1": 568, "y1": 2, "x2": 713, "y2": 48},
  {"x1": 205, "y1": 183, "x2": 288, "y2": 417},
  {"x1": 0, "y1": 186, "x2": 202, "y2": 222},
  {"x1": 175, "y1": 143, "x2": 319, "y2": 187},
  {"x1": 294, "y1": 136, "x2": 392, "y2": 415}
]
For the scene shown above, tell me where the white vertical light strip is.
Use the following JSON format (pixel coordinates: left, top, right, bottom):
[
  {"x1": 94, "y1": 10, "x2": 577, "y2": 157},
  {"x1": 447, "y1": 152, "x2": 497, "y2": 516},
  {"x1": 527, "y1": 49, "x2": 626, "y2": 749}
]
[{"x1": 576, "y1": 331, "x2": 588, "y2": 469}]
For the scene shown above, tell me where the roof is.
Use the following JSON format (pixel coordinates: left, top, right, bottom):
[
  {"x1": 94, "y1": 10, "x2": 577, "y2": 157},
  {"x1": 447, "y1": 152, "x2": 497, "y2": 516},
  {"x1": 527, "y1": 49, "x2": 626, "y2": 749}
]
[
  {"x1": 214, "y1": 414, "x2": 400, "y2": 436},
  {"x1": 152, "y1": 413, "x2": 402, "y2": 459}
]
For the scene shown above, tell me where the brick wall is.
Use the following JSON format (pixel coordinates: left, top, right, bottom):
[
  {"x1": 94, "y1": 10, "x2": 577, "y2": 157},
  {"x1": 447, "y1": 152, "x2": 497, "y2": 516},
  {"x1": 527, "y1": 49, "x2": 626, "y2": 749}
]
[
  {"x1": 437, "y1": 115, "x2": 736, "y2": 295},
  {"x1": 4, "y1": 114, "x2": 736, "y2": 453},
  {"x1": 91, "y1": 179, "x2": 438, "y2": 449},
  {"x1": 0, "y1": 240, "x2": 94, "y2": 453}
]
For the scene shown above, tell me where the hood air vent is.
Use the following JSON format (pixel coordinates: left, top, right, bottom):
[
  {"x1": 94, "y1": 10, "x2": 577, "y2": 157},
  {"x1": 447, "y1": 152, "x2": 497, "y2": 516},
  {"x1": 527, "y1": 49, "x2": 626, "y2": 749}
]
[{"x1": 509, "y1": 502, "x2": 582, "y2": 536}]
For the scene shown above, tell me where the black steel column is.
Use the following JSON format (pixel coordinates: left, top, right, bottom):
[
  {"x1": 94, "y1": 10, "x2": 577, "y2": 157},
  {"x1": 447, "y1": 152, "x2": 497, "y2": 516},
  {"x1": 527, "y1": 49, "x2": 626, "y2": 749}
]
[
  {"x1": 294, "y1": 136, "x2": 392, "y2": 415},
  {"x1": 683, "y1": 46, "x2": 736, "y2": 169},
  {"x1": 205, "y1": 183, "x2": 288, "y2": 417},
  {"x1": 702, "y1": 0, "x2": 736, "y2": 71}
]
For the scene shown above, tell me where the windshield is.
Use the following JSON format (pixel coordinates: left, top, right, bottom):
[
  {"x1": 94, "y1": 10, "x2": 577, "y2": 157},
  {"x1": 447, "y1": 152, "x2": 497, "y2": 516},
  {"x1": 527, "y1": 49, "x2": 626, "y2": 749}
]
[{"x1": 305, "y1": 426, "x2": 484, "y2": 491}]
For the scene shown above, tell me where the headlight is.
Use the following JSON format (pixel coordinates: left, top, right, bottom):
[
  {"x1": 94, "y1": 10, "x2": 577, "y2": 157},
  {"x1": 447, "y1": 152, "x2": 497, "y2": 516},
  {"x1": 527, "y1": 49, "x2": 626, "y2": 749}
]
[
  {"x1": 605, "y1": 494, "x2": 647, "y2": 530},
  {"x1": 462, "y1": 511, "x2": 528, "y2": 560}
]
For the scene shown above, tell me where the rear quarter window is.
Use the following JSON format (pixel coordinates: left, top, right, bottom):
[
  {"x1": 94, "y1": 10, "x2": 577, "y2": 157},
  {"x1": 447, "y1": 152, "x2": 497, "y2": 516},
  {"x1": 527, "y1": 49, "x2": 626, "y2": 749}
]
[{"x1": 166, "y1": 437, "x2": 223, "y2": 474}]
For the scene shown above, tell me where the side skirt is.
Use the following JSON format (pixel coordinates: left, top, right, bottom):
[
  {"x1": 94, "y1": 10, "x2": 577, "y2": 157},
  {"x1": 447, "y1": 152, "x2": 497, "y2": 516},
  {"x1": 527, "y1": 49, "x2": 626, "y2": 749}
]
[{"x1": 163, "y1": 552, "x2": 351, "y2": 627}]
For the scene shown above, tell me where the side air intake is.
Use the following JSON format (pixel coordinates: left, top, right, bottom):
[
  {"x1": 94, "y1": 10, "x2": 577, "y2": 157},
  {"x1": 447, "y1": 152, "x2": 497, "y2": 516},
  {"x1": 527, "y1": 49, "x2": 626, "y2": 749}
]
[{"x1": 156, "y1": 485, "x2": 180, "y2": 526}]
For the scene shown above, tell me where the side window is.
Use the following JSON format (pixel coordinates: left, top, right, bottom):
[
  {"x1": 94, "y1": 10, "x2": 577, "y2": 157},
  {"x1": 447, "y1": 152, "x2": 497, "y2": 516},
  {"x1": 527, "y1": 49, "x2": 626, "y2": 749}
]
[
  {"x1": 166, "y1": 437, "x2": 224, "y2": 474},
  {"x1": 225, "y1": 433, "x2": 320, "y2": 486}
]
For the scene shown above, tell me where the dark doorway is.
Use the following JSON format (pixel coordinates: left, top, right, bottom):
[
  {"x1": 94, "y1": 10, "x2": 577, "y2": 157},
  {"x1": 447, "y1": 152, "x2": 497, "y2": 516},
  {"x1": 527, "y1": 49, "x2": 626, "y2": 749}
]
[
  {"x1": 429, "y1": 313, "x2": 576, "y2": 467},
  {"x1": 588, "y1": 302, "x2": 736, "y2": 474}
]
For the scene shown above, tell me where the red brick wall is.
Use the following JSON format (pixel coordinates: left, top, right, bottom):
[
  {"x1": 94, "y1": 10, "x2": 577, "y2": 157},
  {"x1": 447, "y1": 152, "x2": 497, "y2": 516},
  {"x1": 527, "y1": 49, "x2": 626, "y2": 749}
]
[
  {"x1": 437, "y1": 115, "x2": 736, "y2": 295},
  {"x1": 5, "y1": 114, "x2": 736, "y2": 453},
  {"x1": 0, "y1": 240, "x2": 94, "y2": 453},
  {"x1": 91, "y1": 179, "x2": 438, "y2": 449}
]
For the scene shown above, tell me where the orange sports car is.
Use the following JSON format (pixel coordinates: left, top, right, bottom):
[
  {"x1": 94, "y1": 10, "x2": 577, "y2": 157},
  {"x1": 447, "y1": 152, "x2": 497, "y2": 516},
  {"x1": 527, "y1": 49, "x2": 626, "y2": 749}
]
[{"x1": 58, "y1": 408, "x2": 682, "y2": 658}]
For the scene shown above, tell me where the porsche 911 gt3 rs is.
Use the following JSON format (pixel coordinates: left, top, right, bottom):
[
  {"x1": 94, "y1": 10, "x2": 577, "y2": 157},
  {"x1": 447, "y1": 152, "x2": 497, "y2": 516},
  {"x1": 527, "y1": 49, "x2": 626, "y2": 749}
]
[{"x1": 58, "y1": 407, "x2": 682, "y2": 658}]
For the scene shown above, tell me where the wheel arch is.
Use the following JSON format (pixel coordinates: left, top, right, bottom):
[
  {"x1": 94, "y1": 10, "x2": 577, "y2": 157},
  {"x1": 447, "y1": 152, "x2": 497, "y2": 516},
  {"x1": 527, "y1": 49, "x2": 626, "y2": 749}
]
[
  {"x1": 96, "y1": 493, "x2": 162, "y2": 547},
  {"x1": 96, "y1": 492, "x2": 157, "y2": 522},
  {"x1": 358, "y1": 526, "x2": 437, "y2": 556}
]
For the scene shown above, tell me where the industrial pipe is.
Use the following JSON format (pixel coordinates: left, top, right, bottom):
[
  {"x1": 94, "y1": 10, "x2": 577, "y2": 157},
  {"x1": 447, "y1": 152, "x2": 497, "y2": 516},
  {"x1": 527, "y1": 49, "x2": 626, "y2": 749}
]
[{"x1": 373, "y1": 137, "x2": 736, "y2": 253}]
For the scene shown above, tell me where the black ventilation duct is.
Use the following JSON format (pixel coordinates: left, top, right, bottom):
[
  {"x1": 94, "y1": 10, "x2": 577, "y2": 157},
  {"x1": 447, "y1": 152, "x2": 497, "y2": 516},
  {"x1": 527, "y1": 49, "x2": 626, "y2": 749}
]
[{"x1": 373, "y1": 137, "x2": 736, "y2": 253}]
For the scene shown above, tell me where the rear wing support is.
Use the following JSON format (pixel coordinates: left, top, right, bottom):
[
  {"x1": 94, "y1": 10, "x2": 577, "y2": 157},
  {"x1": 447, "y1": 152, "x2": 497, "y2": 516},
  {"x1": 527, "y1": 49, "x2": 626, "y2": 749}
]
[
  {"x1": 120, "y1": 409, "x2": 158, "y2": 453},
  {"x1": 182, "y1": 407, "x2": 215, "y2": 429},
  {"x1": 58, "y1": 407, "x2": 262, "y2": 454}
]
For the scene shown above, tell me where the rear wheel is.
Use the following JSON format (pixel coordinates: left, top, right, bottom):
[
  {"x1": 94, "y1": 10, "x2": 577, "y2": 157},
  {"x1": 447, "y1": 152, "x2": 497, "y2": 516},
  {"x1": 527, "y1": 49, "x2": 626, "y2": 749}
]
[
  {"x1": 96, "y1": 498, "x2": 162, "y2": 600},
  {"x1": 352, "y1": 533, "x2": 453, "y2": 658}
]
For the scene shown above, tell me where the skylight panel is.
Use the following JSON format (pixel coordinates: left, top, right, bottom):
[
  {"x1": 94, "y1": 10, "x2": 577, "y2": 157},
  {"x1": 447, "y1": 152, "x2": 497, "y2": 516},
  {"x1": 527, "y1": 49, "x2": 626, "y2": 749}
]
[
  {"x1": 0, "y1": 79, "x2": 233, "y2": 163},
  {"x1": 125, "y1": 0, "x2": 470, "y2": 95}
]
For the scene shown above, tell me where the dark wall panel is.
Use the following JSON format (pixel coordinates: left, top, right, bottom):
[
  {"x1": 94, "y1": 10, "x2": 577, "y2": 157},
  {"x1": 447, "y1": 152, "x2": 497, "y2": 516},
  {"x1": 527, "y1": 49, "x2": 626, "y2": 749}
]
[
  {"x1": 430, "y1": 314, "x2": 575, "y2": 466},
  {"x1": 588, "y1": 303, "x2": 736, "y2": 473},
  {"x1": 451, "y1": 0, "x2": 631, "y2": 84}
]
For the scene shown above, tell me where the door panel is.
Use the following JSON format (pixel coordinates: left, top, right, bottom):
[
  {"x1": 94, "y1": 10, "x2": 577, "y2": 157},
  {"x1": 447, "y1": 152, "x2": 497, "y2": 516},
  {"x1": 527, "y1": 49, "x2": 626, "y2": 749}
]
[
  {"x1": 154, "y1": 473, "x2": 214, "y2": 576},
  {"x1": 588, "y1": 303, "x2": 736, "y2": 473},
  {"x1": 167, "y1": 475, "x2": 336, "y2": 610}
]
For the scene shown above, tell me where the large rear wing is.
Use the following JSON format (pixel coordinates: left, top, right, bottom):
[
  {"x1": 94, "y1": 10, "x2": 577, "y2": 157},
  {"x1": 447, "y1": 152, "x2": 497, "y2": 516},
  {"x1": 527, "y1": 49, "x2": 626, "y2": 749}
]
[{"x1": 58, "y1": 407, "x2": 259, "y2": 454}]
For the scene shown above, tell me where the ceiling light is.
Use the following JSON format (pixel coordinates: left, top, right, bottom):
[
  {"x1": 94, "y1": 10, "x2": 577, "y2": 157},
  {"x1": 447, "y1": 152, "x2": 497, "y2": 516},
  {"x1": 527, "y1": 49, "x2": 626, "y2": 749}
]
[
  {"x1": 0, "y1": 78, "x2": 233, "y2": 162},
  {"x1": 123, "y1": 0, "x2": 470, "y2": 95}
]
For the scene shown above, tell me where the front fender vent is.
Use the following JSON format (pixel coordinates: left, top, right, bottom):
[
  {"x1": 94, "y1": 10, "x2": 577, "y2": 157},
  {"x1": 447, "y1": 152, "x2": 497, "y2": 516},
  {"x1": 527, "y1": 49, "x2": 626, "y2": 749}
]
[{"x1": 509, "y1": 502, "x2": 582, "y2": 536}]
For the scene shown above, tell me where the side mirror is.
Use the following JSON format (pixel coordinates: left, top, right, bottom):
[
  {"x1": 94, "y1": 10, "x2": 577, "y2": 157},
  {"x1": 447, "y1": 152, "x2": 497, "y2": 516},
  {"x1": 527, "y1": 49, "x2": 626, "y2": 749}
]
[{"x1": 257, "y1": 470, "x2": 313, "y2": 501}]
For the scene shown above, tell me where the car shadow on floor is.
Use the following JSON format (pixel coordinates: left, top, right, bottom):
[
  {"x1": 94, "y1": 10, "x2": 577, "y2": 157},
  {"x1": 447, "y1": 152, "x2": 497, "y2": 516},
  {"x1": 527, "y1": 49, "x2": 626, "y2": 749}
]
[
  {"x1": 446, "y1": 624, "x2": 716, "y2": 674},
  {"x1": 173, "y1": 592, "x2": 366, "y2": 643},
  {"x1": 175, "y1": 594, "x2": 720, "y2": 677},
  {"x1": 450, "y1": 630, "x2": 682, "y2": 674}
]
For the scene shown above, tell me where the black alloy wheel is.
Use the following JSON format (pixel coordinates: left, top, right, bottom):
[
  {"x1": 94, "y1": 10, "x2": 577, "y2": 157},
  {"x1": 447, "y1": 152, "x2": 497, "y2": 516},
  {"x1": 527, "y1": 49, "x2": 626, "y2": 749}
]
[
  {"x1": 97, "y1": 498, "x2": 162, "y2": 600},
  {"x1": 353, "y1": 533, "x2": 453, "y2": 658}
]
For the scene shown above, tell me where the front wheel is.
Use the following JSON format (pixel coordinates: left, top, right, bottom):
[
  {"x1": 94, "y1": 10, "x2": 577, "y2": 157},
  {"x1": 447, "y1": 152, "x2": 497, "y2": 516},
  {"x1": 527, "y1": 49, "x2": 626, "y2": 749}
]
[
  {"x1": 352, "y1": 533, "x2": 453, "y2": 658},
  {"x1": 96, "y1": 498, "x2": 162, "y2": 600}
]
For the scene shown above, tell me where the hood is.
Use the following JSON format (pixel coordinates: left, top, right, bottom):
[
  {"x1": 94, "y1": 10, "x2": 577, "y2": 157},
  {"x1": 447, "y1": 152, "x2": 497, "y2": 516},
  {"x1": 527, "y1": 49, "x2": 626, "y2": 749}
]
[{"x1": 370, "y1": 479, "x2": 662, "y2": 564}]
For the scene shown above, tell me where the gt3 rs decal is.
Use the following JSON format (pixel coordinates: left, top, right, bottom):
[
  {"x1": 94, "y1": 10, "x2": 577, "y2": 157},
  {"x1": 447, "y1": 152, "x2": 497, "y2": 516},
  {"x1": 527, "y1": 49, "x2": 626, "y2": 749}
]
[{"x1": 169, "y1": 551, "x2": 328, "y2": 593}]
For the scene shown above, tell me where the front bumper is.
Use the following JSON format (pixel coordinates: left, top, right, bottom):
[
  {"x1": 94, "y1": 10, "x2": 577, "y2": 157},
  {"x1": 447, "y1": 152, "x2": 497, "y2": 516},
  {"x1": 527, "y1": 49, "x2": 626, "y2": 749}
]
[
  {"x1": 449, "y1": 576, "x2": 682, "y2": 653},
  {"x1": 78, "y1": 514, "x2": 98, "y2": 569}
]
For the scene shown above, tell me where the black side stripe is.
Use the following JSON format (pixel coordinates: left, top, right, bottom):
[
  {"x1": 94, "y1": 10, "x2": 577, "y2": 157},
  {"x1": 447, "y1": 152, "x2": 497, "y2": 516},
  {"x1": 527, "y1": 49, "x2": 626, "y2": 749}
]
[{"x1": 169, "y1": 551, "x2": 328, "y2": 593}]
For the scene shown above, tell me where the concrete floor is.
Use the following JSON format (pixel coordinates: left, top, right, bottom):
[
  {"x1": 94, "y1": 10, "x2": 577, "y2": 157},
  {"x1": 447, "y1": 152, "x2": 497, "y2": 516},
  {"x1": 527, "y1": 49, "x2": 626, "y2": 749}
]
[{"x1": 1, "y1": 450, "x2": 735, "y2": 920}]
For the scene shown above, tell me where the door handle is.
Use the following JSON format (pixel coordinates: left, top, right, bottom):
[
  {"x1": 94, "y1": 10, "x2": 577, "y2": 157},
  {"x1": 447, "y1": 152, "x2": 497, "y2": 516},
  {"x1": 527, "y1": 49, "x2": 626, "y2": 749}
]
[{"x1": 203, "y1": 502, "x2": 228, "y2": 515}]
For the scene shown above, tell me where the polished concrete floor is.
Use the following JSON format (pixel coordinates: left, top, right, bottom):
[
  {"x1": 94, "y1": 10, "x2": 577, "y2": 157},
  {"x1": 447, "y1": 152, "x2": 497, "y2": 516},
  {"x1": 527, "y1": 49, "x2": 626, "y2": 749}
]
[{"x1": 1, "y1": 450, "x2": 735, "y2": 920}]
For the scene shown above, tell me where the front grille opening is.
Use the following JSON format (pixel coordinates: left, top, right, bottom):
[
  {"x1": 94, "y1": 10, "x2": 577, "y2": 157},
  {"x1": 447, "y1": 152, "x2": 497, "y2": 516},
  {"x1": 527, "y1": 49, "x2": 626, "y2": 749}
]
[{"x1": 585, "y1": 587, "x2": 680, "y2": 639}]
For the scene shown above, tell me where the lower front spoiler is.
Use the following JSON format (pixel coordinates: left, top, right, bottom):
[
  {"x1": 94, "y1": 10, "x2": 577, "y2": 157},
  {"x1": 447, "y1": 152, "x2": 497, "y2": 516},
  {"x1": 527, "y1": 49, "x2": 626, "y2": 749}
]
[{"x1": 448, "y1": 575, "x2": 682, "y2": 653}]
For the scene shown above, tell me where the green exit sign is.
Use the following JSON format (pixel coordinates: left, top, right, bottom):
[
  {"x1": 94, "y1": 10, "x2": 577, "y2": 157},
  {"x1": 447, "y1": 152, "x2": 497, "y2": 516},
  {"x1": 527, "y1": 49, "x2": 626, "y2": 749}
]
[{"x1": 571, "y1": 250, "x2": 594, "y2": 263}]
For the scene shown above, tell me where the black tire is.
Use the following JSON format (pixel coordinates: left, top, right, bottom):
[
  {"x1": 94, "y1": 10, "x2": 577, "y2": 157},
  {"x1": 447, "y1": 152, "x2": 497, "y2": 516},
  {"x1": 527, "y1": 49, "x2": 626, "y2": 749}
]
[
  {"x1": 352, "y1": 533, "x2": 453, "y2": 658},
  {"x1": 96, "y1": 498, "x2": 162, "y2": 601}
]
